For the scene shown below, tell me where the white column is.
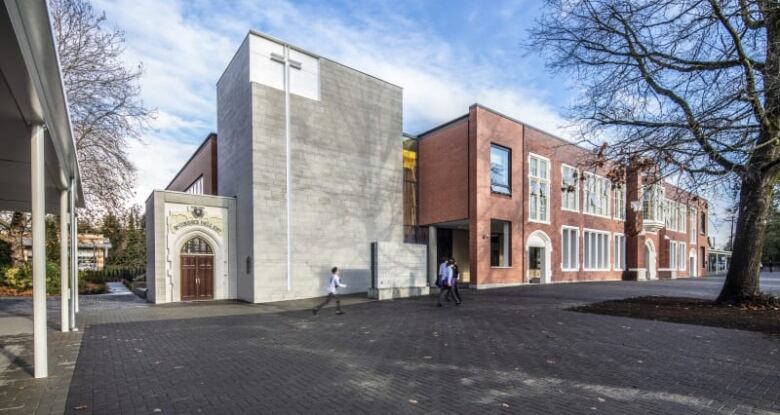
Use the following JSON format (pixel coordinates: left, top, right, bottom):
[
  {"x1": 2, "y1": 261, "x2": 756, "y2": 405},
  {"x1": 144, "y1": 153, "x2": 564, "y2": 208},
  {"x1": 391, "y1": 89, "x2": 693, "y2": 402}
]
[
  {"x1": 284, "y1": 45, "x2": 292, "y2": 291},
  {"x1": 69, "y1": 178, "x2": 77, "y2": 330},
  {"x1": 428, "y1": 226, "x2": 437, "y2": 287},
  {"x1": 60, "y1": 189, "x2": 69, "y2": 332},
  {"x1": 31, "y1": 124, "x2": 48, "y2": 378}
]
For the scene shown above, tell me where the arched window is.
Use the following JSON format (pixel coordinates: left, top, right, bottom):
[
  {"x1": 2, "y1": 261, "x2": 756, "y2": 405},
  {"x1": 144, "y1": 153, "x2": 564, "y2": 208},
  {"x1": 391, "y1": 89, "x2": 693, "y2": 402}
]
[{"x1": 181, "y1": 237, "x2": 213, "y2": 255}]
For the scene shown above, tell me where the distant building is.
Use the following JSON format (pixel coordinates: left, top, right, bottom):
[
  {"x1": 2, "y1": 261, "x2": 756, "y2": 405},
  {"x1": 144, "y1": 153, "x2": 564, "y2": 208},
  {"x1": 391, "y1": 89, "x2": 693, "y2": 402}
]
[{"x1": 23, "y1": 234, "x2": 111, "y2": 270}]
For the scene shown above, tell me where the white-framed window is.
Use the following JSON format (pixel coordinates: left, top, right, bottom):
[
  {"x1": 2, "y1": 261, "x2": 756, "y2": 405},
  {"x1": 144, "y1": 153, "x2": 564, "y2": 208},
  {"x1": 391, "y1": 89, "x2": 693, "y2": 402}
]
[
  {"x1": 678, "y1": 242, "x2": 686, "y2": 271},
  {"x1": 584, "y1": 173, "x2": 610, "y2": 217},
  {"x1": 490, "y1": 144, "x2": 511, "y2": 195},
  {"x1": 583, "y1": 229, "x2": 610, "y2": 270},
  {"x1": 561, "y1": 227, "x2": 579, "y2": 271},
  {"x1": 614, "y1": 186, "x2": 625, "y2": 220},
  {"x1": 689, "y1": 207, "x2": 697, "y2": 244},
  {"x1": 664, "y1": 201, "x2": 688, "y2": 232},
  {"x1": 669, "y1": 241, "x2": 677, "y2": 269},
  {"x1": 614, "y1": 233, "x2": 626, "y2": 270},
  {"x1": 642, "y1": 185, "x2": 664, "y2": 222},
  {"x1": 186, "y1": 176, "x2": 204, "y2": 195},
  {"x1": 529, "y1": 154, "x2": 550, "y2": 223},
  {"x1": 561, "y1": 165, "x2": 578, "y2": 212}
]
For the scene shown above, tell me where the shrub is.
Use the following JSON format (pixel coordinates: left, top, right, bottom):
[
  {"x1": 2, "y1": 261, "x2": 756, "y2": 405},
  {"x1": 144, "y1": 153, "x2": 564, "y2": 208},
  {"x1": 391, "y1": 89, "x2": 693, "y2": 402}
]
[
  {"x1": 2, "y1": 265, "x2": 32, "y2": 291},
  {"x1": 1, "y1": 262, "x2": 63, "y2": 294}
]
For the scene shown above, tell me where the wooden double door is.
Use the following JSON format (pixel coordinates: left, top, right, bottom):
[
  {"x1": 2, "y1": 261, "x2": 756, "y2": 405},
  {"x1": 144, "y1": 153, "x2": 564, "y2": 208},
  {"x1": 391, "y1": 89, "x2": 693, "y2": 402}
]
[{"x1": 180, "y1": 255, "x2": 214, "y2": 301}]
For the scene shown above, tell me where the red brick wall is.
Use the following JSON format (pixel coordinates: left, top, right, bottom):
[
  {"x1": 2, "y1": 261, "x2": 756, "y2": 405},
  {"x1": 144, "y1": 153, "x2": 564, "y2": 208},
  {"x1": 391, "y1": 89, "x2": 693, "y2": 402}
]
[
  {"x1": 470, "y1": 106, "x2": 526, "y2": 286},
  {"x1": 523, "y1": 126, "x2": 626, "y2": 283},
  {"x1": 418, "y1": 118, "x2": 469, "y2": 225},
  {"x1": 166, "y1": 134, "x2": 218, "y2": 195},
  {"x1": 418, "y1": 104, "x2": 711, "y2": 286}
]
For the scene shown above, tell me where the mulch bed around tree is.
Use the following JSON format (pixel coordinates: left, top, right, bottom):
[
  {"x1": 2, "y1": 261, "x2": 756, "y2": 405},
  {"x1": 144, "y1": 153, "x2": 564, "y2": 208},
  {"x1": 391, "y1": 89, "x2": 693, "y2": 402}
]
[{"x1": 570, "y1": 296, "x2": 780, "y2": 336}]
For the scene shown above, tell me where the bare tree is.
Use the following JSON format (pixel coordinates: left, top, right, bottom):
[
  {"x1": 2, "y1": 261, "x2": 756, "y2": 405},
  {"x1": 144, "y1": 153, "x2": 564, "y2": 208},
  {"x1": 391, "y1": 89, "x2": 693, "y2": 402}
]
[
  {"x1": 0, "y1": 1, "x2": 152, "y2": 265},
  {"x1": 529, "y1": 0, "x2": 778, "y2": 303},
  {"x1": 50, "y1": 0, "x2": 154, "y2": 216}
]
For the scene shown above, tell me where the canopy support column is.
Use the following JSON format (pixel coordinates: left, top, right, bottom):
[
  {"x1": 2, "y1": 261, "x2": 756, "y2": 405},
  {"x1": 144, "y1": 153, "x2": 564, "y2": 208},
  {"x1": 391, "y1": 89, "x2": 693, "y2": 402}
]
[
  {"x1": 69, "y1": 177, "x2": 78, "y2": 330},
  {"x1": 60, "y1": 188, "x2": 69, "y2": 332},
  {"x1": 31, "y1": 124, "x2": 48, "y2": 378}
]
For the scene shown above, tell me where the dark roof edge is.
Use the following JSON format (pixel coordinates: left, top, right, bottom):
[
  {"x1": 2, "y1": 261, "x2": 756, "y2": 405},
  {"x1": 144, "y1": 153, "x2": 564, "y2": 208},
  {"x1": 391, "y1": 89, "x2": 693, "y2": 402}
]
[
  {"x1": 414, "y1": 114, "x2": 469, "y2": 139},
  {"x1": 164, "y1": 132, "x2": 218, "y2": 191}
]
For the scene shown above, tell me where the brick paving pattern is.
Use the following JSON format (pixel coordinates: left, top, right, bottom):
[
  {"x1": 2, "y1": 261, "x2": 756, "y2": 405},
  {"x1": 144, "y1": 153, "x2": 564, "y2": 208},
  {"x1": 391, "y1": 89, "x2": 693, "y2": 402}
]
[{"x1": 1, "y1": 275, "x2": 779, "y2": 414}]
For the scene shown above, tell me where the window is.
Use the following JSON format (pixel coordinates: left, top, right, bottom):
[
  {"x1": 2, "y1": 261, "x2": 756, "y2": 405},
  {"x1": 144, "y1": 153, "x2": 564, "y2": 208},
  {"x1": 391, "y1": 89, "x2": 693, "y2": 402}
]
[
  {"x1": 700, "y1": 212, "x2": 706, "y2": 235},
  {"x1": 584, "y1": 230, "x2": 610, "y2": 270},
  {"x1": 584, "y1": 173, "x2": 609, "y2": 217},
  {"x1": 186, "y1": 176, "x2": 204, "y2": 195},
  {"x1": 181, "y1": 237, "x2": 213, "y2": 254},
  {"x1": 529, "y1": 154, "x2": 550, "y2": 222},
  {"x1": 561, "y1": 165, "x2": 578, "y2": 211},
  {"x1": 614, "y1": 187, "x2": 625, "y2": 220},
  {"x1": 701, "y1": 247, "x2": 706, "y2": 268},
  {"x1": 669, "y1": 241, "x2": 677, "y2": 269},
  {"x1": 490, "y1": 220, "x2": 511, "y2": 267},
  {"x1": 614, "y1": 234, "x2": 626, "y2": 270},
  {"x1": 490, "y1": 145, "x2": 511, "y2": 195},
  {"x1": 642, "y1": 185, "x2": 664, "y2": 222},
  {"x1": 562, "y1": 227, "x2": 579, "y2": 271},
  {"x1": 664, "y1": 201, "x2": 687, "y2": 232},
  {"x1": 689, "y1": 208, "x2": 697, "y2": 243},
  {"x1": 678, "y1": 243, "x2": 686, "y2": 271}
]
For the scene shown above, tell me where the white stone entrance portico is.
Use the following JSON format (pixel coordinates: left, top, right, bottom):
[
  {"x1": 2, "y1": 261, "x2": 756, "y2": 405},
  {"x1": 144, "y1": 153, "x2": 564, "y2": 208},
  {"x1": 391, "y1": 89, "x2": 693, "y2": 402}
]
[{"x1": 146, "y1": 191, "x2": 237, "y2": 303}]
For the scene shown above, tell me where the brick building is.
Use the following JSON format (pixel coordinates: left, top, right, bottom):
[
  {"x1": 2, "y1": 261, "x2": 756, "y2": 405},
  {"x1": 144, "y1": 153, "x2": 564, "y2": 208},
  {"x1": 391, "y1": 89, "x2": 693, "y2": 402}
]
[
  {"x1": 146, "y1": 31, "x2": 714, "y2": 304},
  {"x1": 412, "y1": 104, "x2": 709, "y2": 288}
]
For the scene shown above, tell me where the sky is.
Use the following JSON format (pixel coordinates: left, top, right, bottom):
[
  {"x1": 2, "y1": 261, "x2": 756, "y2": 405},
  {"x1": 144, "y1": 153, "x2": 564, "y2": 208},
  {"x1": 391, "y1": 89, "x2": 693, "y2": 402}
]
[{"x1": 90, "y1": 0, "x2": 732, "y2": 246}]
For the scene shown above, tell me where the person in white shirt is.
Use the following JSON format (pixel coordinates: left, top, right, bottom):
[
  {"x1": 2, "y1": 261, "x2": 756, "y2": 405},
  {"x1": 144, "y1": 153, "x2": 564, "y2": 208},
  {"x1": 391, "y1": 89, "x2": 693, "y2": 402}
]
[
  {"x1": 437, "y1": 257, "x2": 448, "y2": 287},
  {"x1": 313, "y1": 266, "x2": 347, "y2": 315},
  {"x1": 437, "y1": 259, "x2": 460, "y2": 307}
]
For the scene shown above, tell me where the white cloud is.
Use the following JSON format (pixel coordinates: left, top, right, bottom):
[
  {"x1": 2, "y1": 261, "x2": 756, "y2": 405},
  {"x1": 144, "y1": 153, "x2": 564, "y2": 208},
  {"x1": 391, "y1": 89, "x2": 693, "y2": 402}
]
[
  {"x1": 127, "y1": 134, "x2": 196, "y2": 206},
  {"x1": 93, "y1": 0, "x2": 568, "y2": 205}
]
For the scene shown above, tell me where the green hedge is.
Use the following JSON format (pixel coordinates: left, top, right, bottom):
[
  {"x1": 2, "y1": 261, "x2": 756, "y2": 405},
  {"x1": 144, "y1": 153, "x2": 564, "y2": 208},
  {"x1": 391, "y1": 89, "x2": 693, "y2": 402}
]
[{"x1": 80, "y1": 266, "x2": 145, "y2": 284}]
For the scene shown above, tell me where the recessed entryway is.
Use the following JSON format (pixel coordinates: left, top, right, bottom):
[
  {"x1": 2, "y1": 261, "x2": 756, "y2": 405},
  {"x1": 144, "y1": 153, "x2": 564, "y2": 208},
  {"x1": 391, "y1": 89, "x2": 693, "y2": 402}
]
[{"x1": 527, "y1": 230, "x2": 552, "y2": 283}]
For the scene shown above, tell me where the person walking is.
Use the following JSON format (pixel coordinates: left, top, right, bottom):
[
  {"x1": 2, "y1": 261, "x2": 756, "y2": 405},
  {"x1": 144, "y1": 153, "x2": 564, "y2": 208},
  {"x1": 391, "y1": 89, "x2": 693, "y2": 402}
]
[
  {"x1": 313, "y1": 267, "x2": 347, "y2": 315},
  {"x1": 446, "y1": 260, "x2": 462, "y2": 304},
  {"x1": 437, "y1": 257, "x2": 448, "y2": 288},
  {"x1": 437, "y1": 259, "x2": 460, "y2": 307}
]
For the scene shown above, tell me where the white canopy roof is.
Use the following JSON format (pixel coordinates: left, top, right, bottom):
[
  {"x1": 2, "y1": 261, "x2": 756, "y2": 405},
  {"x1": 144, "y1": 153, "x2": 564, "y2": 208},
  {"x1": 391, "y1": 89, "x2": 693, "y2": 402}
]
[{"x1": 0, "y1": 0, "x2": 83, "y2": 213}]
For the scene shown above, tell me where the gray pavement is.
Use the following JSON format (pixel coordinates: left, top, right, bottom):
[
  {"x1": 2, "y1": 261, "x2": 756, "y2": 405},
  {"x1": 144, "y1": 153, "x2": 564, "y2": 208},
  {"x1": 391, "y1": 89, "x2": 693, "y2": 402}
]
[{"x1": 1, "y1": 274, "x2": 779, "y2": 414}]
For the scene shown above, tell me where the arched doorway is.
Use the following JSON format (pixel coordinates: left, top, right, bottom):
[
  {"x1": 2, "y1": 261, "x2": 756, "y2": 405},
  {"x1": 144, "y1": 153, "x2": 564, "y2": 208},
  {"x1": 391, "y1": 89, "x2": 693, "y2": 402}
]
[
  {"x1": 180, "y1": 236, "x2": 214, "y2": 301},
  {"x1": 689, "y1": 249, "x2": 697, "y2": 277},
  {"x1": 527, "y1": 231, "x2": 552, "y2": 284},
  {"x1": 645, "y1": 240, "x2": 657, "y2": 280}
]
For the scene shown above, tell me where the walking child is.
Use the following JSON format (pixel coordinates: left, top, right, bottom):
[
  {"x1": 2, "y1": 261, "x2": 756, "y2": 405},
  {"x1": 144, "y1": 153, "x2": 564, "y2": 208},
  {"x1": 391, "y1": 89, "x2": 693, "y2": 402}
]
[{"x1": 313, "y1": 267, "x2": 347, "y2": 315}]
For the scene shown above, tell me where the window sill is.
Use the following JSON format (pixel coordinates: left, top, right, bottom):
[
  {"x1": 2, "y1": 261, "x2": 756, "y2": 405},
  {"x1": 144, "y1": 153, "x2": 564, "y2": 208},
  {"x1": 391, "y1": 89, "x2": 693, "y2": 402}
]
[
  {"x1": 490, "y1": 266, "x2": 513, "y2": 269},
  {"x1": 561, "y1": 268, "x2": 579, "y2": 272},
  {"x1": 561, "y1": 207, "x2": 580, "y2": 213},
  {"x1": 529, "y1": 219, "x2": 551, "y2": 225},
  {"x1": 583, "y1": 211, "x2": 612, "y2": 219},
  {"x1": 491, "y1": 191, "x2": 512, "y2": 198},
  {"x1": 583, "y1": 268, "x2": 611, "y2": 272}
]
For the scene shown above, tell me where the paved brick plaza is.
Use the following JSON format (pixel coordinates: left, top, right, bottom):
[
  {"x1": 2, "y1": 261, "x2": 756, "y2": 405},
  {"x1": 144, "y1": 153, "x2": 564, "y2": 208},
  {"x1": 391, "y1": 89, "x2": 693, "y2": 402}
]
[{"x1": 1, "y1": 275, "x2": 779, "y2": 414}]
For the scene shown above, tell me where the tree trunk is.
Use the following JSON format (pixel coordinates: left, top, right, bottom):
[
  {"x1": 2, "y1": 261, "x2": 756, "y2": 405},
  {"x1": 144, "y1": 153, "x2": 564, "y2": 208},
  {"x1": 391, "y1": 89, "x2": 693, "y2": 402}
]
[{"x1": 717, "y1": 175, "x2": 774, "y2": 303}]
